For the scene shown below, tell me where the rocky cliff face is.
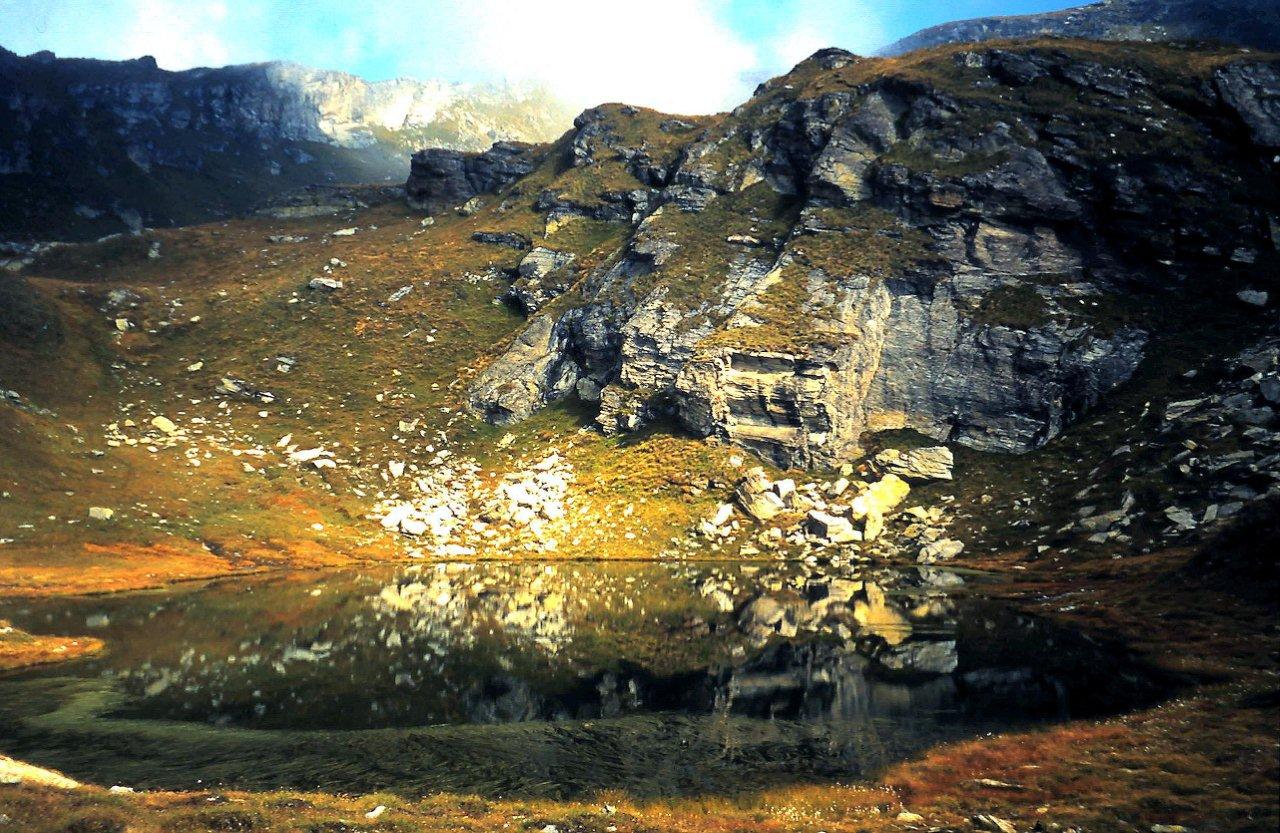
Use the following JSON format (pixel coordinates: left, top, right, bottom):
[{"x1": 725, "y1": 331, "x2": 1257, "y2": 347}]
[
  {"x1": 0, "y1": 47, "x2": 572, "y2": 241},
  {"x1": 405, "y1": 142, "x2": 541, "y2": 212},
  {"x1": 433, "y1": 42, "x2": 1277, "y2": 469},
  {"x1": 880, "y1": 0, "x2": 1280, "y2": 56}
]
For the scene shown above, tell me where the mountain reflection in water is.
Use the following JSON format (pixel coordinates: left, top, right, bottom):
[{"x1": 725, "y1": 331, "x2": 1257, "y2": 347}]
[{"x1": 0, "y1": 561, "x2": 1171, "y2": 797}]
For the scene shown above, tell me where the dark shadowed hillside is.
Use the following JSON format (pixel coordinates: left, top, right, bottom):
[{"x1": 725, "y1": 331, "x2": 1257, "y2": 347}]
[{"x1": 0, "y1": 46, "x2": 572, "y2": 242}]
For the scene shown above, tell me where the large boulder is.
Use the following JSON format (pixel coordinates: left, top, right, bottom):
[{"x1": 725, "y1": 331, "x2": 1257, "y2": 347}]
[
  {"x1": 467, "y1": 316, "x2": 580, "y2": 424},
  {"x1": 735, "y1": 467, "x2": 786, "y2": 521},
  {"x1": 806, "y1": 510, "x2": 860, "y2": 544},
  {"x1": 406, "y1": 142, "x2": 538, "y2": 211},
  {"x1": 1215, "y1": 62, "x2": 1280, "y2": 149},
  {"x1": 873, "y1": 447, "x2": 954, "y2": 481},
  {"x1": 851, "y1": 474, "x2": 911, "y2": 541}
]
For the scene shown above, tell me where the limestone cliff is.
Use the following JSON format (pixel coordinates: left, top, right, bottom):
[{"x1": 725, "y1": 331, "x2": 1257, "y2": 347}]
[
  {"x1": 408, "y1": 42, "x2": 1278, "y2": 469},
  {"x1": 0, "y1": 46, "x2": 572, "y2": 241}
]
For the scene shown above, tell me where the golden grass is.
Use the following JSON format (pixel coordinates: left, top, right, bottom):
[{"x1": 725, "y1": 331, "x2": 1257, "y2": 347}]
[
  {"x1": 0, "y1": 621, "x2": 104, "y2": 671},
  {"x1": 1, "y1": 679, "x2": 1274, "y2": 832}
]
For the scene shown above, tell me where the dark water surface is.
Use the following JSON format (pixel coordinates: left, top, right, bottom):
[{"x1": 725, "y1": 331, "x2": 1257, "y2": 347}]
[{"x1": 0, "y1": 561, "x2": 1170, "y2": 797}]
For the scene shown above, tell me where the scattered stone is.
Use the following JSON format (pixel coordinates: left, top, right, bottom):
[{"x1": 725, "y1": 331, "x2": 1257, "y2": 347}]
[
  {"x1": 149, "y1": 415, "x2": 178, "y2": 435},
  {"x1": 972, "y1": 815, "x2": 1017, "y2": 833},
  {"x1": 1164, "y1": 398, "x2": 1207, "y2": 421},
  {"x1": 736, "y1": 467, "x2": 786, "y2": 520},
  {"x1": 873, "y1": 446, "x2": 954, "y2": 481},
  {"x1": 471, "y1": 230, "x2": 530, "y2": 249},
  {"x1": 918, "y1": 538, "x2": 964, "y2": 563},
  {"x1": 1164, "y1": 506, "x2": 1197, "y2": 529},
  {"x1": 1237, "y1": 289, "x2": 1269, "y2": 306},
  {"x1": 216, "y1": 377, "x2": 276, "y2": 404},
  {"x1": 331, "y1": 227, "x2": 358, "y2": 237},
  {"x1": 289, "y1": 448, "x2": 328, "y2": 463},
  {"x1": 807, "y1": 510, "x2": 861, "y2": 544},
  {"x1": 308, "y1": 277, "x2": 343, "y2": 291},
  {"x1": 88, "y1": 507, "x2": 114, "y2": 521},
  {"x1": 971, "y1": 778, "x2": 1026, "y2": 790}
]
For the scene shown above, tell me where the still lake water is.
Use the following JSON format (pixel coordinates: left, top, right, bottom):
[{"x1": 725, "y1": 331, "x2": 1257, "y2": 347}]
[{"x1": 0, "y1": 561, "x2": 1169, "y2": 797}]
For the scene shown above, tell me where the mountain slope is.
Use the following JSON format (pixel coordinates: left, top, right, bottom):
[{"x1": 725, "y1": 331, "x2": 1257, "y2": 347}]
[
  {"x1": 0, "y1": 47, "x2": 573, "y2": 241},
  {"x1": 397, "y1": 41, "x2": 1280, "y2": 469},
  {"x1": 880, "y1": 0, "x2": 1280, "y2": 56}
]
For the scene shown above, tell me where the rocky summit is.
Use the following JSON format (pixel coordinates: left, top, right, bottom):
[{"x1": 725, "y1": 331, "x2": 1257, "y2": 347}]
[{"x1": 436, "y1": 43, "x2": 1280, "y2": 469}]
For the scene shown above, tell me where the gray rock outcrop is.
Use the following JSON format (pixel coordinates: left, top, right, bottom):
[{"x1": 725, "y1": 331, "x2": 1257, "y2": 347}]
[
  {"x1": 464, "y1": 45, "x2": 1279, "y2": 469},
  {"x1": 873, "y1": 447, "x2": 954, "y2": 482},
  {"x1": 406, "y1": 142, "x2": 540, "y2": 211}
]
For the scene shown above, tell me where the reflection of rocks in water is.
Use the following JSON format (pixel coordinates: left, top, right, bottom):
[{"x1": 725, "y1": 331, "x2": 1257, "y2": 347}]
[
  {"x1": 374, "y1": 563, "x2": 575, "y2": 655},
  {"x1": 877, "y1": 640, "x2": 959, "y2": 676},
  {"x1": 733, "y1": 572, "x2": 957, "y2": 650},
  {"x1": 0, "y1": 563, "x2": 1177, "y2": 798},
  {"x1": 720, "y1": 641, "x2": 959, "y2": 722},
  {"x1": 24, "y1": 561, "x2": 1166, "y2": 735},
  {"x1": 464, "y1": 676, "x2": 543, "y2": 723},
  {"x1": 715, "y1": 571, "x2": 964, "y2": 721},
  {"x1": 460, "y1": 671, "x2": 650, "y2": 724}
]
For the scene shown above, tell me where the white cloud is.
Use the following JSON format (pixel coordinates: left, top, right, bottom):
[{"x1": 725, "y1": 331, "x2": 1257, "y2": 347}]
[
  {"x1": 766, "y1": 0, "x2": 888, "y2": 72},
  {"x1": 2, "y1": 0, "x2": 890, "y2": 114},
  {"x1": 390, "y1": 0, "x2": 760, "y2": 115},
  {"x1": 116, "y1": 0, "x2": 238, "y2": 68},
  {"x1": 1, "y1": 0, "x2": 261, "y2": 69}
]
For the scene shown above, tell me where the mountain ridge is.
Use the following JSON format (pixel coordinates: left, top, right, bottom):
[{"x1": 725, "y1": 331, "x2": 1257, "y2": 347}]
[
  {"x1": 880, "y1": 0, "x2": 1280, "y2": 56},
  {"x1": 0, "y1": 45, "x2": 573, "y2": 242}
]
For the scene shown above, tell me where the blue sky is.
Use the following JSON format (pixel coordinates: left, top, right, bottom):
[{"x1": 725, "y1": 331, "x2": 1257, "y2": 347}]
[{"x1": 0, "y1": 0, "x2": 1080, "y2": 112}]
